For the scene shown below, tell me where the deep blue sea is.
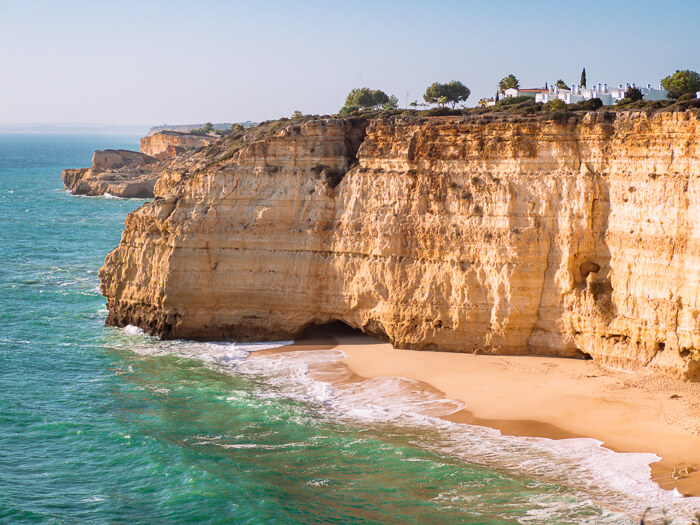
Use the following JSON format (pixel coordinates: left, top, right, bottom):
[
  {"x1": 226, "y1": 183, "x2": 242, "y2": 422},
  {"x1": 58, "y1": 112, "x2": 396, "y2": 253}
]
[{"x1": 1, "y1": 134, "x2": 699, "y2": 524}]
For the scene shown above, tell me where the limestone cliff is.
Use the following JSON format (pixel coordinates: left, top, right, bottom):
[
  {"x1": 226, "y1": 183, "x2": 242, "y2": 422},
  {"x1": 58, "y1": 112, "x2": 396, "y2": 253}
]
[
  {"x1": 99, "y1": 112, "x2": 700, "y2": 380},
  {"x1": 62, "y1": 149, "x2": 160, "y2": 198},
  {"x1": 140, "y1": 132, "x2": 216, "y2": 160}
]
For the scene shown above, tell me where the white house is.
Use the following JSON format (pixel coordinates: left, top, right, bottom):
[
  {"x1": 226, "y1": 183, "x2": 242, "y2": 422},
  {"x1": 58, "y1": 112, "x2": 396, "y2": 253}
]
[
  {"x1": 535, "y1": 83, "x2": 668, "y2": 105},
  {"x1": 697, "y1": 91, "x2": 700, "y2": 99},
  {"x1": 503, "y1": 88, "x2": 549, "y2": 98}
]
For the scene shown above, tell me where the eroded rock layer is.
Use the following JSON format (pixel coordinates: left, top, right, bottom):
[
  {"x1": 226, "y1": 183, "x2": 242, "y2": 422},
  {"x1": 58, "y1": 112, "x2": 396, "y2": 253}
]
[{"x1": 100, "y1": 112, "x2": 700, "y2": 380}]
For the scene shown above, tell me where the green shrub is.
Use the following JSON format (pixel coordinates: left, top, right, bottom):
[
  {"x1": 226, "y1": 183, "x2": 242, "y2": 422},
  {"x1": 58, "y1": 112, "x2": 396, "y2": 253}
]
[
  {"x1": 583, "y1": 98, "x2": 602, "y2": 110},
  {"x1": 616, "y1": 97, "x2": 633, "y2": 107},
  {"x1": 190, "y1": 122, "x2": 214, "y2": 135},
  {"x1": 465, "y1": 106, "x2": 491, "y2": 115},
  {"x1": 496, "y1": 95, "x2": 532, "y2": 106},
  {"x1": 547, "y1": 99, "x2": 568, "y2": 111},
  {"x1": 503, "y1": 99, "x2": 537, "y2": 113},
  {"x1": 543, "y1": 109, "x2": 570, "y2": 122},
  {"x1": 571, "y1": 98, "x2": 603, "y2": 110},
  {"x1": 426, "y1": 107, "x2": 462, "y2": 117},
  {"x1": 629, "y1": 100, "x2": 649, "y2": 109},
  {"x1": 624, "y1": 87, "x2": 644, "y2": 102},
  {"x1": 643, "y1": 100, "x2": 664, "y2": 111},
  {"x1": 338, "y1": 105, "x2": 361, "y2": 115}
]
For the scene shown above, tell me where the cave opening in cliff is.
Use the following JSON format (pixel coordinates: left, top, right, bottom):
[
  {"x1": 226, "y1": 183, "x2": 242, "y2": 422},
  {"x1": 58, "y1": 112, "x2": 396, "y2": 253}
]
[{"x1": 300, "y1": 320, "x2": 379, "y2": 345}]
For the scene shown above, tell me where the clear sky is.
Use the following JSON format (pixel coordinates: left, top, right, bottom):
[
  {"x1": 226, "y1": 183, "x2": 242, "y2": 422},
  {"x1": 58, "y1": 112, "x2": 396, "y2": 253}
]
[{"x1": 1, "y1": 0, "x2": 698, "y2": 126}]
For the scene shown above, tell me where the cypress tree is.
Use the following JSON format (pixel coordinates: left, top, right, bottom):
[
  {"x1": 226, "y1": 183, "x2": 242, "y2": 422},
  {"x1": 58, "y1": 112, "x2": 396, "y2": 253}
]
[{"x1": 580, "y1": 68, "x2": 587, "y2": 88}]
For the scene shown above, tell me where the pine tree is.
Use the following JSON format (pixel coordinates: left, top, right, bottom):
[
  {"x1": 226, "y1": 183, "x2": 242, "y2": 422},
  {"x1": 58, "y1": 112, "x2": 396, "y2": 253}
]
[{"x1": 580, "y1": 68, "x2": 587, "y2": 88}]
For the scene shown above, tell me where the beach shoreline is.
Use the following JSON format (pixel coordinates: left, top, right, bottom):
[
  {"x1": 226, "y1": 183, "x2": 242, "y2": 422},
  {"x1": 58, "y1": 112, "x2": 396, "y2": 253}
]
[{"x1": 253, "y1": 326, "x2": 700, "y2": 498}]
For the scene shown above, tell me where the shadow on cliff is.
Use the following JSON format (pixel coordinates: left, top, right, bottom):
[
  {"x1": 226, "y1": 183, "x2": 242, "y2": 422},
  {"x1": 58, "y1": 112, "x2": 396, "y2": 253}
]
[
  {"x1": 299, "y1": 321, "x2": 382, "y2": 347},
  {"x1": 560, "y1": 166, "x2": 617, "y2": 357}
]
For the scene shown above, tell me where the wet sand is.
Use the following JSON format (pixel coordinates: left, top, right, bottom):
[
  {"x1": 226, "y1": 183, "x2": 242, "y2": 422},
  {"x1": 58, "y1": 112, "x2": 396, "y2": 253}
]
[{"x1": 253, "y1": 327, "x2": 700, "y2": 496}]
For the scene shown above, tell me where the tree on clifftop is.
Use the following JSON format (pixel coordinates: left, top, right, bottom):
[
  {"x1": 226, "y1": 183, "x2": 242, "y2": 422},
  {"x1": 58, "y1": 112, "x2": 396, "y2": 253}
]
[
  {"x1": 498, "y1": 74, "x2": 519, "y2": 94},
  {"x1": 384, "y1": 95, "x2": 399, "y2": 110},
  {"x1": 339, "y1": 87, "x2": 395, "y2": 113},
  {"x1": 555, "y1": 79, "x2": 570, "y2": 90},
  {"x1": 661, "y1": 70, "x2": 700, "y2": 99},
  {"x1": 580, "y1": 68, "x2": 587, "y2": 88},
  {"x1": 423, "y1": 81, "x2": 471, "y2": 108},
  {"x1": 191, "y1": 122, "x2": 214, "y2": 135}
]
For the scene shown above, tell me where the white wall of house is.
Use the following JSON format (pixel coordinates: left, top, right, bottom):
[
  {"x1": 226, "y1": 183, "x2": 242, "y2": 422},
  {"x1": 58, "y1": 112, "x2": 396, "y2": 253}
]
[
  {"x1": 535, "y1": 83, "x2": 669, "y2": 105},
  {"x1": 503, "y1": 88, "x2": 548, "y2": 98}
]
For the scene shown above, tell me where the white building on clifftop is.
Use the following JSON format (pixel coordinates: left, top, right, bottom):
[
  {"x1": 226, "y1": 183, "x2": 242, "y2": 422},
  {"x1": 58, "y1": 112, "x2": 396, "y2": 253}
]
[
  {"x1": 503, "y1": 88, "x2": 549, "y2": 99},
  {"x1": 535, "y1": 83, "x2": 668, "y2": 105}
]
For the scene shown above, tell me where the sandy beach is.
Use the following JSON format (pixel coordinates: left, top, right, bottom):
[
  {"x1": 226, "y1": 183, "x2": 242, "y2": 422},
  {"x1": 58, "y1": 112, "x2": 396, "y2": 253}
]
[{"x1": 255, "y1": 325, "x2": 700, "y2": 497}]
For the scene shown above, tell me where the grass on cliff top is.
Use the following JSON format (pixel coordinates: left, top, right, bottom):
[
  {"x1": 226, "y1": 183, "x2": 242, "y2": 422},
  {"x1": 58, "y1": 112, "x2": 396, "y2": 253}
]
[
  {"x1": 199, "y1": 114, "x2": 371, "y2": 169},
  {"x1": 183, "y1": 99, "x2": 700, "y2": 176},
  {"x1": 331, "y1": 95, "x2": 700, "y2": 124},
  {"x1": 429, "y1": 96, "x2": 699, "y2": 120}
]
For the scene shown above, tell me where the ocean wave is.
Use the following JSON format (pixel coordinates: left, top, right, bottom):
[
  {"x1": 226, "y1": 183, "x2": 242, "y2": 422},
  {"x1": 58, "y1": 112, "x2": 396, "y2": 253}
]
[
  {"x1": 112, "y1": 328, "x2": 700, "y2": 523},
  {"x1": 233, "y1": 350, "x2": 700, "y2": 522}
]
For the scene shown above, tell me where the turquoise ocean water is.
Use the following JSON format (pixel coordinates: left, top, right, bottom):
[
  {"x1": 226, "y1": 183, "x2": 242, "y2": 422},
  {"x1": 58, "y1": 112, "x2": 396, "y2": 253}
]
[{"x1": 1, "y1": 134, "x2": 698, "y2": 524}]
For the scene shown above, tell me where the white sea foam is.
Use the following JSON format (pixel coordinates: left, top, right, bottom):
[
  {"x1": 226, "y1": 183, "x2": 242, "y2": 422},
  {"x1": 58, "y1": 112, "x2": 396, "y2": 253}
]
[
  {"x1": 113, "y1": 332, "x2": 700, "y2": 523},
  {"x1": 123, "y1": 325, "x2": 144, "y2": 336},
  {"x1": 81, "y1": 496, "x2": 105, "y2": 503},
  {"x1": 306, "y1": 479, "x2": 330, "y2": 487}
]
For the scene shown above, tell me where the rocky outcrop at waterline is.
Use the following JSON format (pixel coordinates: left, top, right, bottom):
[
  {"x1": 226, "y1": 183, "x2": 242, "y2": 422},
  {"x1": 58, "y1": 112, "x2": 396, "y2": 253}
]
[
  {"x1": 99, "y1": 111, "x2": 700, "y2": 381},
  {"x1": 62, "y1": 131, "x2": 218, "y2": 198},
  {"x1": 62, "y1": 149, "x2": 160, "y2": 198}
]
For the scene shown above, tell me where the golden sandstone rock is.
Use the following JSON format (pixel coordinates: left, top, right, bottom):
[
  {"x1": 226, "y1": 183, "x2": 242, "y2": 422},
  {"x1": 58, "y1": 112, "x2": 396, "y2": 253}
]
[
  {"x1": 139, "y1": 131, "x2": 216, "y2": 160},
  {"x1": 99, "y1": 111, "x2": 700, "y2": 380}
]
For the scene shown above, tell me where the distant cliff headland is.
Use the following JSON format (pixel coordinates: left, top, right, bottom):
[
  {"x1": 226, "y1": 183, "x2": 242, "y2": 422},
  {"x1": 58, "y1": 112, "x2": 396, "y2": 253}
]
[
  {"x1": 146, "y1": 122, "x2": 256, "y2": 136},
  {"x1": 65, "y1": 106, "x2": 700, "y2": 382},
  {"x1": 62, "y1": 131, "x2": 216, "y2": 198}
]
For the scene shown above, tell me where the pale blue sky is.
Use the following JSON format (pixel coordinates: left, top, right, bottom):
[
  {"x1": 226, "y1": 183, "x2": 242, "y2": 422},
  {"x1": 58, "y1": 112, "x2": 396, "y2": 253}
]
[{"x1": 1, "y1": 0, "x2": 698, "y2": 126}]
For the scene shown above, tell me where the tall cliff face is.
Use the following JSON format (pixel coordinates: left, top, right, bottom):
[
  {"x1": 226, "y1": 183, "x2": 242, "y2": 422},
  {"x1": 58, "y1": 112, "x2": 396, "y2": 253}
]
[{"x1": 99, "y1": 112, "x2": 700, "y2": 380}]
